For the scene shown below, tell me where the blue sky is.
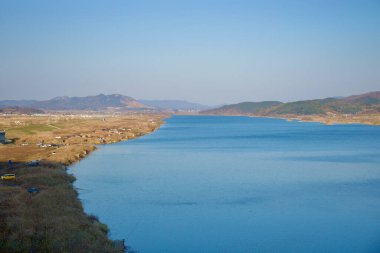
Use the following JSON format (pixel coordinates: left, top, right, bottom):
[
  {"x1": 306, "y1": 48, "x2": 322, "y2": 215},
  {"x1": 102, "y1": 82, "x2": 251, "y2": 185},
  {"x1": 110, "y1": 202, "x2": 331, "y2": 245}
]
[{"x1": 0, "y1": 0, "x2": 379, "y2": 104}]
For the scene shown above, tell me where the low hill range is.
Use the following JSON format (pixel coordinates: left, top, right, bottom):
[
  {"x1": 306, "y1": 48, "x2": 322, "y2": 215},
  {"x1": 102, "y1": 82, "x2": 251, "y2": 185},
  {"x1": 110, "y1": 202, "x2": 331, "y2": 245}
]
[
  {"x1": 0, "y1": 106, "x2": 44, "y2": 114},
  {"x1": 0, "y1": 94, "x2": 210, "y2": 112},
  {"x1": 1, "y1": 91, "x2": 379, "y2": 115},
  {"x1": 200, "y1": 91, "x2": 380, "y2": 116},
  {"x1": 36, "y1": 94, "x2": 149, "y2": 111},
  {"x1": 0, "y1": 94, "x2": 149, "y2": 111}
]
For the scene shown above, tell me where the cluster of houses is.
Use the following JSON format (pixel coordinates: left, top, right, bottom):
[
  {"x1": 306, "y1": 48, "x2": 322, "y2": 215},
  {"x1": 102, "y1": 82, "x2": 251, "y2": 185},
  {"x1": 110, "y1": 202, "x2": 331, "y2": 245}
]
[
  {"x1": 0, "y1": 126, "x2": 138, "y2": 147},
  {"x1": 36, "y1": 143, "x2": 60, "y2": 148}
]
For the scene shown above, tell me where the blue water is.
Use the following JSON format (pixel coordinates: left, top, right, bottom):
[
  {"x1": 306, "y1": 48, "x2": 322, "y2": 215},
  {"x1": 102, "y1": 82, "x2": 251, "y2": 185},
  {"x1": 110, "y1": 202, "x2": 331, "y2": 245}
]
[{"x1": 71, "y1": 116, "x2": 380, "y2": 253}]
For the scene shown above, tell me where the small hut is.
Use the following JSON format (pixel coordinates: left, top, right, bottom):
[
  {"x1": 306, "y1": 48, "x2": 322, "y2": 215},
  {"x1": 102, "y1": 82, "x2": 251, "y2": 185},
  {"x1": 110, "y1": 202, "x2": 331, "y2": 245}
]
[{"x1": 0, "y1": 131, "x2": 5, "y2": 144}]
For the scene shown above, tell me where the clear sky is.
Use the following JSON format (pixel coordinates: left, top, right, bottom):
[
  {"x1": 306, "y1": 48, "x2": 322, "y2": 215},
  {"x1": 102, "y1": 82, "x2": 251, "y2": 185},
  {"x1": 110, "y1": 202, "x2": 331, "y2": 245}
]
[{"x1": 0, "y1": 0, "x2": 379, "y2": 104}]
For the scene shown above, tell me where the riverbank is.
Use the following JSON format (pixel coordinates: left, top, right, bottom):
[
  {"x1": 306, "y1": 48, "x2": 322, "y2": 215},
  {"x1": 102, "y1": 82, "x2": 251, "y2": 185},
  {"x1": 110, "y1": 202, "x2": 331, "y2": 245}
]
[
  {"x1": 0, "y1": 113, "x2": 165, "y2": 252},
  {"x1": 201, "y1": 111, "x2": 380, "y2": 126},
  {"x1": 246, "y1": 113, "x2": 380, "y2": 125},
  {"x1": 271, "y1": 113, "x2": 380, "y2": 125}
]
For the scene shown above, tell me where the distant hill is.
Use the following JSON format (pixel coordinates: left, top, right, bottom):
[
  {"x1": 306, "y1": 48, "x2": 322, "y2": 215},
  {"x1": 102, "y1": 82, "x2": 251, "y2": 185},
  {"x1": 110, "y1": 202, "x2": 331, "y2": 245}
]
[
  {"x1": 201, "y1": 101, "x2": 282, "y2": 115},
  {"x1": 34, "y1": 94, "x2": 150, "y2": 111},
  {"x1": 0, "y1": 106, "x2": 44, "y2": 114},
  {"x1": 0, "y1": 95, "x2": 211, "y2": 112},
  {"x1": 138, "y1": 99, "x2": 210, "y2": 111},
  {"x1": 0, "y1": 94, "x2": 152, "y2": 111},
  {"x1": 200, "y1": 91, "x2": 380, "y2": 116},
  {"x1": 0, "y1": 100, "x2": 37, "y2": 108},
  {"x1": 2, "y1": 91, "x2": 379, "y2": 114},
  {"x1": 267, "y1": 98, "x2": 337, "y2": 115},
  {"x1": 341, "y1": 91, "x2": 380, "y2": 105}
]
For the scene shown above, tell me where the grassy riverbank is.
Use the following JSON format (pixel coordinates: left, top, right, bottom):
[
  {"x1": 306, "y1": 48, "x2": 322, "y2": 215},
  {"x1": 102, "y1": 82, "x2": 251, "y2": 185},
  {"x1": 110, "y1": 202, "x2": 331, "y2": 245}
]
[
  {"x1": 276, "y1": 113, "x2": 380, "y2": 125},
  {"x1": 0, "y1": 114, "x2": 165, "y2": 252}
]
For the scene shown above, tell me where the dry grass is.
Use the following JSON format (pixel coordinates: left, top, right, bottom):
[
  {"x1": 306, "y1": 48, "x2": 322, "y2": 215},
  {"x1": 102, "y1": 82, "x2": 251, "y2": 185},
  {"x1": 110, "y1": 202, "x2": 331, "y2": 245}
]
[
  {"x1": 283, "y1": 113, "x2": 380, "y2": 125},
  {"x1": 0, "y1": 114, "x2": 164, "y2": 165},
  {"x1": 0, "y1": 165, "x2": 122, "y2": 253},
  {"x1": 0, "y1": 113, "x2": 165, "y2": 253}
]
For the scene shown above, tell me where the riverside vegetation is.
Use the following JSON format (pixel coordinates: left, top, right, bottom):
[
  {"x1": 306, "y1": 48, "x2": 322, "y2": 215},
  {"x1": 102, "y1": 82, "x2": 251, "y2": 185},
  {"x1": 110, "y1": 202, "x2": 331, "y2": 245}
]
[{"x1": 0, "y1": 113, "x2": 164, "y2": 253}]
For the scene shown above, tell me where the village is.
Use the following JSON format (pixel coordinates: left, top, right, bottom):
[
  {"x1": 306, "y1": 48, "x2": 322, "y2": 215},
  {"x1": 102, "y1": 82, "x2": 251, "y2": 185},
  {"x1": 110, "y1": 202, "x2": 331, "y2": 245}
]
[{"x1": 0, "y1": 113, "x2": 163, "y2": 165}]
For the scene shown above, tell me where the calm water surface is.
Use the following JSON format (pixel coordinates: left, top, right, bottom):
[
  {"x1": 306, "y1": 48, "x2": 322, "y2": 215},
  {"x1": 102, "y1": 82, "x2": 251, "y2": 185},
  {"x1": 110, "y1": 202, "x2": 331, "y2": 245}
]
[{"x1": 71, "y1": 116, "x2": 380, "y2": 253}]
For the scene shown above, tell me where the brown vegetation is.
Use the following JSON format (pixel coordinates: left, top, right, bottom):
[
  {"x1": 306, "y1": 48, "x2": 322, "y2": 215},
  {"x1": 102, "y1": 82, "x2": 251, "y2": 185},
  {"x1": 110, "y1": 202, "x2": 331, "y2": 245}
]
[
  {"x1": 279, "y1": 113, "x2": 380, "y2": 125},
  {"x1": 0, "y1": 114, "x2": 163, "y2": 164},
  {"x1": 0, "y1": 113, "x2": 165, "y2": 253}
]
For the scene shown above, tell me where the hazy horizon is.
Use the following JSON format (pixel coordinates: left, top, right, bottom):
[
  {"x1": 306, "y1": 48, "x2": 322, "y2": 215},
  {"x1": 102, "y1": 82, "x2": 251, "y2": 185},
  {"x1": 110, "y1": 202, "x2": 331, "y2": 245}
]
[
  {"x1": 1, "y1": 0, "x2": 379, "y2": 104},
  {"x1": 1, "y1": 90, "x2": 380, "y2": 108}
]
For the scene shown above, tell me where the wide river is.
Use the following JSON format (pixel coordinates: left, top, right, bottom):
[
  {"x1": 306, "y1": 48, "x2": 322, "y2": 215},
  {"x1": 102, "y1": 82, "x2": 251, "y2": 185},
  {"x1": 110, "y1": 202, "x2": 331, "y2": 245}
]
[{"x1": 71, "y1": 116, "x2": 380, "y2": 252}]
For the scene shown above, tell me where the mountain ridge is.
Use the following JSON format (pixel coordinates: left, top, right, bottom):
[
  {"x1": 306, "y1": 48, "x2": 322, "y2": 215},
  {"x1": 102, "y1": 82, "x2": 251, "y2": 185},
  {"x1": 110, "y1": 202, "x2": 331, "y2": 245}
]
[
  {"x1": 0, "y1": 94, "x2": 211, "y2": 112},
  {"x1": 0, "y1": 94, "x2": 151, "y2": 111},
  {"x1": 1, "y1": 91, "x2": 379, "y2": 114},
  {"x1": 200, "y1": 91, "x2": 380, "y2": 116}
]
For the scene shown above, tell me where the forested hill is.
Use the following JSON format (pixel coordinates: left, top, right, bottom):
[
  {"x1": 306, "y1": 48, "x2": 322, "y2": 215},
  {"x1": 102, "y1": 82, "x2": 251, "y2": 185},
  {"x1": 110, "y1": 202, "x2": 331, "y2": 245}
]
[{"x1": 200, "y1": 91, "x2": 380, "y2": 116}]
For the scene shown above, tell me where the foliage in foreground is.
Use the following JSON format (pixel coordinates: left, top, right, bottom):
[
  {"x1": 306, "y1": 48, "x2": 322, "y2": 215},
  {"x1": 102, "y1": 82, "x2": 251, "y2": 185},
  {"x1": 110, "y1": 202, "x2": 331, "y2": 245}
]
[{"x1": 0, "y1": 165, "x2": 129, "y2": 253}]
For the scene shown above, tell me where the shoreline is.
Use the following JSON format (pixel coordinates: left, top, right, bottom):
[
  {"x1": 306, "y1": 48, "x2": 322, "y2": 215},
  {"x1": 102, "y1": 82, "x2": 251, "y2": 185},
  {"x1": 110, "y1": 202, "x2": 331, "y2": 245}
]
[
  {"x1": 0, "y1": 114, "x2": 166, "y2": 252},
  {"x1": 66, "y1": 117, "x2": 165, "y2": 250},
  {"x1": 198, "y1": 113, "x2": 380, "y2": 126},
  {"x1": 1, "y1": 113, "x2": 377, "y2": 251},
  {"x1": 65, "y1": 118, "x2": 165, "y2": 166}
]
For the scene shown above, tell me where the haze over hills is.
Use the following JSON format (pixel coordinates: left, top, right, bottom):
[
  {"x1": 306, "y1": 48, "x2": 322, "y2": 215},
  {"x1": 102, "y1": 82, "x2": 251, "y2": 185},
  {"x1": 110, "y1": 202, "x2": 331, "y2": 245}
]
[
  {"x1": 0, "y1": 106, "x2": 44, "y2": 114},
  {"x1": 1, "y1": 91, "x2": 379, "y2": 115},
  {"x1": 138, "y1": 99, "x2": 211, "y2": 111},
  {"x1": 0, "y1": 100, "x2": 37, "y2": 108},
  {"x1": 201, "y1": 101, "x2": 282, "y2": 115},
  {"x1": 34, "y1": 94, "x2": 148, "y2": 111},
  {"x1": 0, "y1": 94, "x2": 150, "y2": 111},
  {"x1": 200, "y1": 91, "x2": 380, "y2": 116},
  {"x1": 0, "y1": 94, "x2": 209, "y2": 112}
]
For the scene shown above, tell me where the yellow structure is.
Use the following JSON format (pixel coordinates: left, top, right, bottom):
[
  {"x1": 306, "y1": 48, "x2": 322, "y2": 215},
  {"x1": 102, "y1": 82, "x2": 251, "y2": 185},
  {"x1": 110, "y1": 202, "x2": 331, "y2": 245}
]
[{"x1": 1, "y1": 174, "x2": 15, "y2": 180}]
